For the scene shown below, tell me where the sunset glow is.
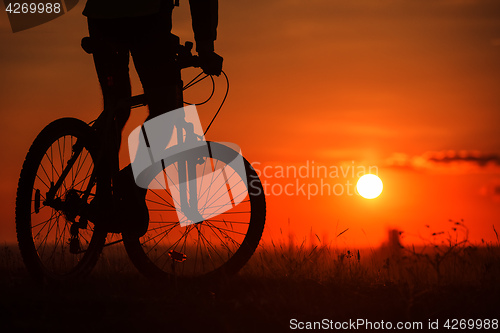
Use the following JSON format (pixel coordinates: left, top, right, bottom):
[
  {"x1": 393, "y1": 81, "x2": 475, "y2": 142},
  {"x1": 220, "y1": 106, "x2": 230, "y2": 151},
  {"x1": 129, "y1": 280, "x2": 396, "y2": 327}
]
[
  {"x1": 1, "y1": 1, "x2": 499, "y2": 248},
  {"x1": 1, "y1": 2, "x2": 500, "y2": 331}
]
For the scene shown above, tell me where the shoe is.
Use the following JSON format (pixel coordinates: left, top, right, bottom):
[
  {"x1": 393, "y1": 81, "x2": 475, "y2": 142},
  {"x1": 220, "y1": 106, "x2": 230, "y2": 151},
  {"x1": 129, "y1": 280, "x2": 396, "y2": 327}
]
[
  {"x1": 114, "y1": 165, "x2": 149, "y2": 237},
  {"x1": 87, "y1": 196, "x2": 122, "y2": 233}
]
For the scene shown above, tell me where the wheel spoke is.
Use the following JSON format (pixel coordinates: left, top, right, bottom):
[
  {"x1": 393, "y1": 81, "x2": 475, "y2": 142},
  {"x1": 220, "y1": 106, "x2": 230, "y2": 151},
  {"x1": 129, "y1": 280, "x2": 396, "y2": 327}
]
[{"x1": 17, "y1": 121, "x2": 104, "y2": 280}]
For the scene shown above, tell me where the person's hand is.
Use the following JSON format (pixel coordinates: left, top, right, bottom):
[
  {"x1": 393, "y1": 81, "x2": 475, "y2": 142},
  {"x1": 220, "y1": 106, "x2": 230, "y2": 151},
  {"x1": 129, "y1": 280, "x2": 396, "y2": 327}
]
[{"x1": 199, "y1": 51, "x2": 223, "y2": 76}]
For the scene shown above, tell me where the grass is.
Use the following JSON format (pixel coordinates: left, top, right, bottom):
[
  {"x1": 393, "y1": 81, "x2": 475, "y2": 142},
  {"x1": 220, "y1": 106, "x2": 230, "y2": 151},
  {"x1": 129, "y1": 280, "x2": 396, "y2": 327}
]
[{"x1": 0, "y1": 222, "x2": 499, "y2": 332}]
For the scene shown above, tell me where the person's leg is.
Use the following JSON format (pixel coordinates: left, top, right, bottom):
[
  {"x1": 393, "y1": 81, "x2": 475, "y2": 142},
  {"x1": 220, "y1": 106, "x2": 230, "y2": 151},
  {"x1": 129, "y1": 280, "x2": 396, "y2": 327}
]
[
  {"x1": 88, "y1": 18, "x2": 132, "y2": 163},
  {"x1": 87, "y1": 18, "x2": 151, "y2": 235},
  {"x1": 115, "y1": 13, "x2": 182, "y2": 237},
  {"x1": 129, "y1": 12, "x2": 182, "y2": 121}
]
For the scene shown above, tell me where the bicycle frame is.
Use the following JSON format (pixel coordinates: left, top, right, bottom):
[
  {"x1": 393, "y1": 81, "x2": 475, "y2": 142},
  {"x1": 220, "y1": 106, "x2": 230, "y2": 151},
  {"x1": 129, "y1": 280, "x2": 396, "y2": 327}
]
[{"x1": 43, "y1": 90, "x2": 206, "y2": 236}]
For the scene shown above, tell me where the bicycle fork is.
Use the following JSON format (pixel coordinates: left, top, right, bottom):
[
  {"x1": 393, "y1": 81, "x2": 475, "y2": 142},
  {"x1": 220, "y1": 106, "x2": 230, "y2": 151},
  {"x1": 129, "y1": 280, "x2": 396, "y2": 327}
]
[{"x1": 175, "y1": 120, "x2": 204, "y2": 224}]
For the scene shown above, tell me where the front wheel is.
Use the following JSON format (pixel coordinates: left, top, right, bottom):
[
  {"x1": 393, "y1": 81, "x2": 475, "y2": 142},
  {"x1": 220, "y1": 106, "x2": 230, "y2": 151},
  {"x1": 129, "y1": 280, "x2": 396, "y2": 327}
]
[
  {"x1": 15, "y1": 118, "x2": 106, "y2": 282},
  {"x1": 123, "y1": 142, "x2": 266, "y2": 281}
]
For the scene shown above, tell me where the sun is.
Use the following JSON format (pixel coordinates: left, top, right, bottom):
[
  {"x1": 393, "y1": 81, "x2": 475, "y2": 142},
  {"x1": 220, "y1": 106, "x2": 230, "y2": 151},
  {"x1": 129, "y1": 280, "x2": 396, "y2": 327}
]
[{"x1": 356, "y1": 174, "x2": 383, "y2": 199}]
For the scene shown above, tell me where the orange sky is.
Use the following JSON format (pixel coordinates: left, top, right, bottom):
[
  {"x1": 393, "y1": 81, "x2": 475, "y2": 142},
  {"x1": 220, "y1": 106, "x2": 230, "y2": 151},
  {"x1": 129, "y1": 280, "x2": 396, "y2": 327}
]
[{"x1": 1, "y1": 0, "x2": 499, "y2": 247}]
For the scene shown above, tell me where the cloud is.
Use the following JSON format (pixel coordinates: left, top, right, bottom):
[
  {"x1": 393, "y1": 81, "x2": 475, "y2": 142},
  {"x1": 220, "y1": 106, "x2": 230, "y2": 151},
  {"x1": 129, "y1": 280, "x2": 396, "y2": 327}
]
[
  {"x1": 427, "y1": 151, "x2": 500, "y2": 166},
  {"x1": 385, "y1": 150, "x2": 500, "y2": 174}
]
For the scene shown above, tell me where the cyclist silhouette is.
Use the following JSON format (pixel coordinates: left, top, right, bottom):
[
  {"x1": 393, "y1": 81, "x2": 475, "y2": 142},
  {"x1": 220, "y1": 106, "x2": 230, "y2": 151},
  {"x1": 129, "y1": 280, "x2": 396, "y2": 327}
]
[{"x1": 83, "y1": 0, "x2": 223, "y2": 236}]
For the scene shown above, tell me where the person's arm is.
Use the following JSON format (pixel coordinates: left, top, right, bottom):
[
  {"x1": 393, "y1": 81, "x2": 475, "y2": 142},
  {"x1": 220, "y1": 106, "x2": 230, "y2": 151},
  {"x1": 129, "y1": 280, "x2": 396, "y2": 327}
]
[{"x1": 188, "y1": 0, "x2": 218, "y2": 54}]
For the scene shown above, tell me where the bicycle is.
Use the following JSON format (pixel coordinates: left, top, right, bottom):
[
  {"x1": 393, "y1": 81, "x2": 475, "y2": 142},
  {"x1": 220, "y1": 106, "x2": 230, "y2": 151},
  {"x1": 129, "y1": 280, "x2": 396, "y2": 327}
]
[{"x1": 15, "y1": 36, "x2": 266, "y2": 283}]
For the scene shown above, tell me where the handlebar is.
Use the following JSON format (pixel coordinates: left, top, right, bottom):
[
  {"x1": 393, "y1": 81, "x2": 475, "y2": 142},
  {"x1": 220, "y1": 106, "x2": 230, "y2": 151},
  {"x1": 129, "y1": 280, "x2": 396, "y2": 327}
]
[
  {"x1": 81, "y1": 36, "x2": 200, "y2": 69},
  {"x1": 176, "y1": 40, "x2": 200, "y2": 69}
]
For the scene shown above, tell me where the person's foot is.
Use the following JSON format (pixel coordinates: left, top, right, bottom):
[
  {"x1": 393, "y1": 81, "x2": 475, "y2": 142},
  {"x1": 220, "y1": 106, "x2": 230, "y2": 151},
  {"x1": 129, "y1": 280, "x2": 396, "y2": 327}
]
[
  {"x1": 115, "y1": 165, "x2": 149, "y2": 237},
  {"x1": 86, "y1": 196, "x2": 122, "y2": 233},
  {"x1": 86, "y1": 165, "x2": 149, "y2": 236}
]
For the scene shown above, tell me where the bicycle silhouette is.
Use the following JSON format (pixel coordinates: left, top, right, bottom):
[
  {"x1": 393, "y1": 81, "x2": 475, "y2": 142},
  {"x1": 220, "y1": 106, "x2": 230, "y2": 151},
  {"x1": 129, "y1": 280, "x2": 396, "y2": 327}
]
[{"x1": 15, "y1": 37, "x2": 266, "y2": 283}]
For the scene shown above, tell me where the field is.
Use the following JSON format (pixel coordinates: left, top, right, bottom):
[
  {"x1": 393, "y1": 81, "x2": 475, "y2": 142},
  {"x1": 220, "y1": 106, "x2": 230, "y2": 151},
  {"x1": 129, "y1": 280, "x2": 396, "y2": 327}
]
[{"x1": 1, "y1": 225, "x2": 499, "y2": 332}]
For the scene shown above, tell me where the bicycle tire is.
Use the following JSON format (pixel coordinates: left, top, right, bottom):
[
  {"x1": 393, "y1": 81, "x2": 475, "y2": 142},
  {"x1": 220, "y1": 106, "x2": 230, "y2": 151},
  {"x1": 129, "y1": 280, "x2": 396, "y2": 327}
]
[
  {"x1": 123, "y1": 142, "x2": 266, "y2": 281},
  {"x1": 16, "y1": 118, "x2": 106, "y2": 282}
]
